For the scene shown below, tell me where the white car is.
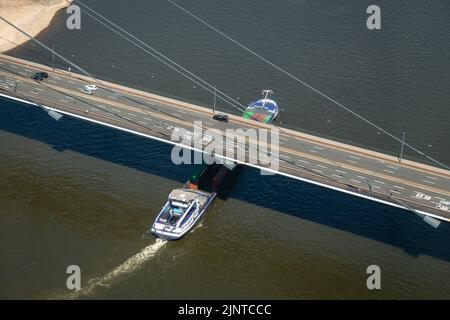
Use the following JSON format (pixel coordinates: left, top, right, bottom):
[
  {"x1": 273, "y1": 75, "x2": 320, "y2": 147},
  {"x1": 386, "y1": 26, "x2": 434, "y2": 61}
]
[
  {"x1": 84, "y1": 84, "x2": 98, "y2": 91},
  {"x1": 81, "y1": 87, "x2": 94, "y2": 95}
]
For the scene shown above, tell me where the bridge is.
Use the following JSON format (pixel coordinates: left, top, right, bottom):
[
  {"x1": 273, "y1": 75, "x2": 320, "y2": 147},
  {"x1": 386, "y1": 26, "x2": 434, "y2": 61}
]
[{"x1": 1, "y1": 53, "x2": 449, "y2": 226}]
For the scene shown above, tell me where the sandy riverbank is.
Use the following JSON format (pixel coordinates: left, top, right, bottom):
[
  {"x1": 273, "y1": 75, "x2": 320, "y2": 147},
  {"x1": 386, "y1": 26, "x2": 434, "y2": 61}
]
[{"x1": 0, "y1": 0, "x2": 72, "y2": 53}]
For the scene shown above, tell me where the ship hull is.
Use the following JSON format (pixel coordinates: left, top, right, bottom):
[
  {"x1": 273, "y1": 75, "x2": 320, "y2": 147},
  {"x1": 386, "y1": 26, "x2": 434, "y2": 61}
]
[
  {"x1": 242, "y1": 98, "x2": 279, "y2": 124},
  {"x1": 151, "y1": 192, "x2": 217, "y2": 240}
]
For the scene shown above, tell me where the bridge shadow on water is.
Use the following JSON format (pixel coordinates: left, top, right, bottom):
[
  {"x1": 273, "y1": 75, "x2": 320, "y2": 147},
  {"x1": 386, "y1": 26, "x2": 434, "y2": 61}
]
[{"x1": 1, "y1": 97, "x2": 450, "y2": 262}]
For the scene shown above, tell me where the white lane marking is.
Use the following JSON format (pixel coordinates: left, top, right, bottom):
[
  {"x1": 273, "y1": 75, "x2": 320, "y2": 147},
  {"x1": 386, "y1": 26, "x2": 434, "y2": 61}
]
[
  {"x1": 108, "y1": 95, "x2": 117, "y2": 100},
  {"x1": 178, "y1": 110, "x2": 187, "y2": 114},
  {"x1": 426, "y1": 176, "x2": 438, "y2": 180},
  {"x1": 351, "y1": 179, "x2": 362, "y2": 184},
  {"x1": 203, "y1": 122, "x2": 214, "y2": 126},
  {"x1": 65, "y1": 95, "x2": 74, "y2": 100},
  {"x1": 48, "y1": 79, "x2": 56, "y2": 83},
  {"x1": 331, "y1": 174, "x2": 342, "y2": 178},
  {"x1": 280, "y1": 154, "x2": 291, "y2": 159},
  {"x1": 144, "y1": 117, "x2": 153, "y2": 122},
  {"x1": 383, "y1": 169, "x2": 395, "y2": 174},
  {"x1": 10, "y1": 65, "x2": 18, "y2": 69},
  {"x1": 67, "y1": 80, "x2": 76, "y2": 84},
  {"x1": 128, "y1": 113, "x2": 137, "y2": 117},
  {"x1": 309, "y1": 149, "x2": 318, "y2": 153},
  {"x1": 60, "y1": 99, "x2": 69, "y2": 103},
  {"x1": 35, "y1": 87, "x2": 44, "y2": 91},
  {"x1": 30, "y1": 91, "x2": 39, "y2": 95},
  {"x1": 0, "y1": 62, "x2": 3, "y2": 65},
  {"x1": 19, "y1": 72, "x2": 27, "y2": 76},
  {"x1": 349, "y1": 155, "x2": 360, "y2": 160},
  {"x1": 422, "y1": 180, "x2": 435, "y2": 185},
  {"x1": 393, "y1": 185, "x2": 405, "y2": 190},
  {"x1": 386, "y1": 165, "x2": 398, "y2": 170},
  {"x1": 112, "y1": 108, "x2": 120, "y2": 113},
  {"x1": 346, "y1": 160, "x2": 357, "y2": 164},
  {"x1": 297, "y1": 159, "x2": 309, "y2": 164},
  {"x1": 314, "y1": 169, "x2": 324, "y2": 174},
  {"x1": 24, "y1": 69, "x2": 32, "y2": 72},
  {"x1": 280, "y1": 136, "x2": 289, "y2": 141},
  {"x1": 336, "y1": 170, "x2": 346, "y2": 174},
  {"x1": 413, "y1": 192, "x2": 432, "y2": 201},
  {"x1": 437, "y1": 205, "x2": 450, "y2": 212},
  {"x1": 374, "y1": 180, "x2": 385, "y2": 184},
  {"x1": 390, "y1": 190, "x2": 401, "y2": 194},
  {"x1": 316, "y1": 164, "x2": 327, "y2": 169},
  {"x1": 172, "y1": 113, "x2": 181, "y2": 117},
  {"x1": 373, "y1": 185, "x2": 381, "y2": 189},
  {"x1": 138, "y1": 121, "x2": 147, "y2": 125},
  {"x1": 356, "y1": 175, "x2": 366, "y2": 180},
  {"x1": 313, "y1": 146, "x2": 324, "y2": 150}
]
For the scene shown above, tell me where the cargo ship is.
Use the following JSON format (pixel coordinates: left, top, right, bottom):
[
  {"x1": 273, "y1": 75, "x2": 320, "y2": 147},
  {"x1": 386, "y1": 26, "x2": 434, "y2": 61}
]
[
  {"x1": 242, "y1": 89, "x2": 279, "y2": 124},
  {"x1": 151, "y1": 163, "x2": 236, "y2": 240},
  {"x1": 151, "y1": 90, "x2": 278, "y2": 240}
]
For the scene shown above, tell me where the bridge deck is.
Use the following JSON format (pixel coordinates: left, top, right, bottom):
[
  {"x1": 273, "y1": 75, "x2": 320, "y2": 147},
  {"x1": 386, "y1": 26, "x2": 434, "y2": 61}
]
[{"x1": 0, "y1": 53, "x2": 449, "y2": 223}]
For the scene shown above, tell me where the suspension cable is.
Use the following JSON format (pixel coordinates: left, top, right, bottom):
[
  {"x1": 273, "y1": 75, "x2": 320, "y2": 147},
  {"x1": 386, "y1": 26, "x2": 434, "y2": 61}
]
[
  {"x1": 74, "y1": 0, "x2": 248, "y2": 114},
  {"x1": 75, "y1": 1, "x2": 307, "y2": 131}
]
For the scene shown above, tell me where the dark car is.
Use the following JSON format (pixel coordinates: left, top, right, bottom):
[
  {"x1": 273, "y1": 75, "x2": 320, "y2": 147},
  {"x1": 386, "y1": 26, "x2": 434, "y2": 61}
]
[
  {"x1": 213, "y1": 113, "x2": 229, "y2": 123},
  {"x1": 31, "y1": 72, "x2": 49, "y2": 81}
]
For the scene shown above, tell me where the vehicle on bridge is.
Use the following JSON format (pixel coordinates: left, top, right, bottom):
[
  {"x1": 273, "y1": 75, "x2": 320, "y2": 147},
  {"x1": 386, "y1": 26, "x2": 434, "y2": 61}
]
[
  {"x1": 81, "y1": 85, "x2": 95, "y2": 95},
  {"x1": 84, "y1": 84, "x2": 98, "y2": 91},
  {"x1": 213, "y1": 113, "x2": 229, "y2": 123},
  {"x1": 81, "y1": 88, "x2": 93, "y2": 95},
  {"x1": 31, "y1": 72, "x2": 48, "y2": 81}
]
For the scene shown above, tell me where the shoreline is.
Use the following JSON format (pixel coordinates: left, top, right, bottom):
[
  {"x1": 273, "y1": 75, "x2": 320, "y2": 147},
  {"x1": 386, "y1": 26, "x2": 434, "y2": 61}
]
[{"x1": 0, "y1": 0, "x2": 72, "y2": 53}]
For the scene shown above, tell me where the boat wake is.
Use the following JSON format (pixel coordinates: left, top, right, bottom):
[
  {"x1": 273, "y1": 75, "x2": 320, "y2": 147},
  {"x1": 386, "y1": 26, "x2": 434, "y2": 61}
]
[{"x1": 55, "y1": 239, "x2": 167, "y2": 299}]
